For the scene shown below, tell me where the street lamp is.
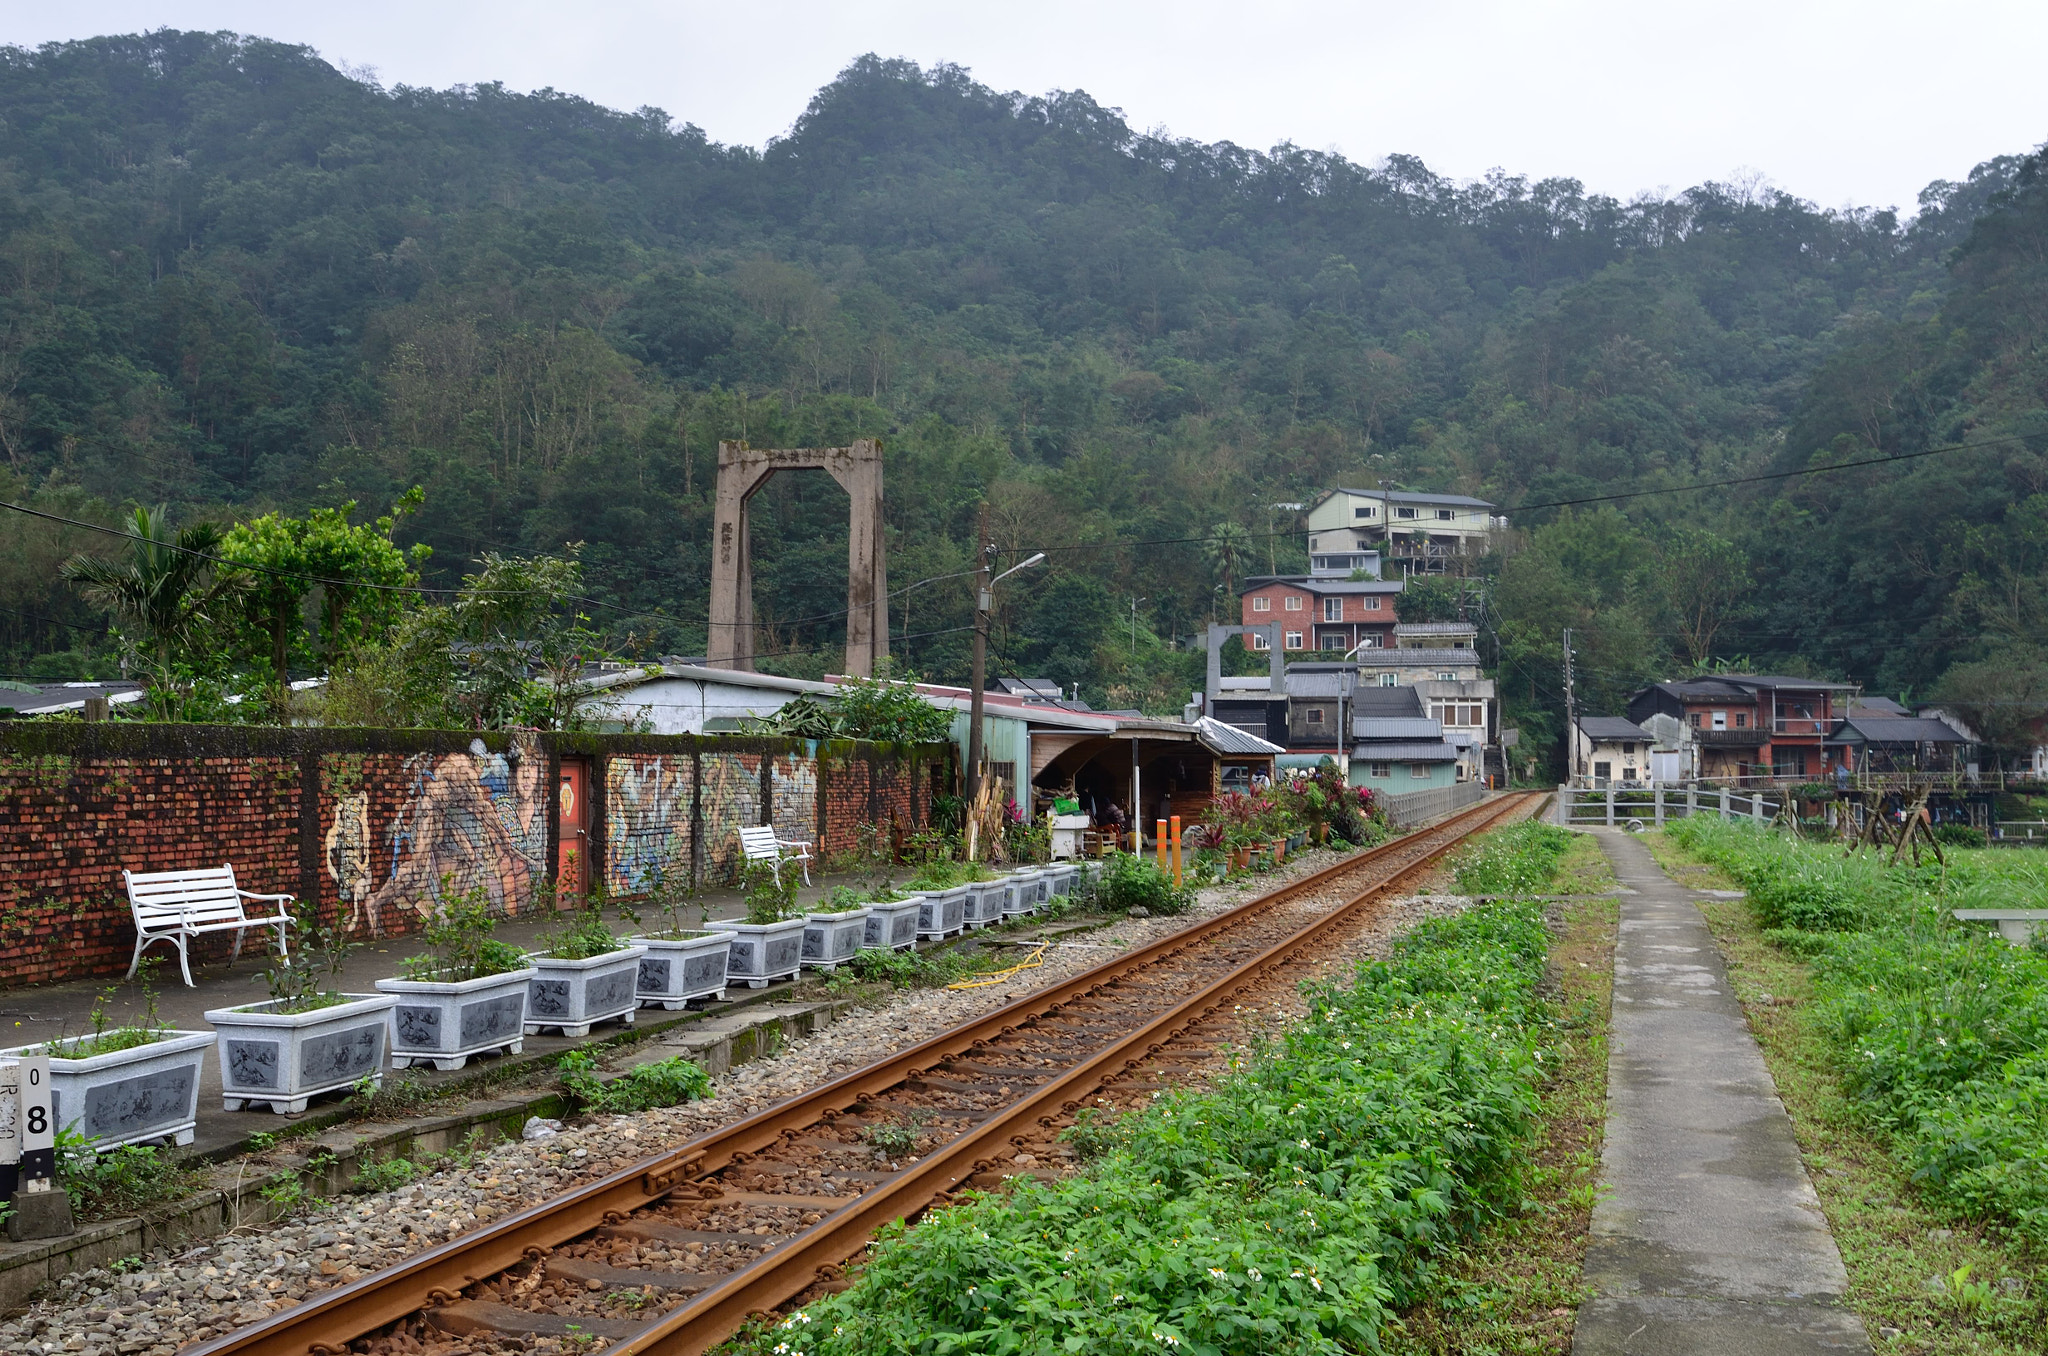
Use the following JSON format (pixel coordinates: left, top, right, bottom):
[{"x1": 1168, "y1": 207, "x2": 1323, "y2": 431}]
[{"x1": 967, "y1": 534, "x2": 1045, "y2": 817}]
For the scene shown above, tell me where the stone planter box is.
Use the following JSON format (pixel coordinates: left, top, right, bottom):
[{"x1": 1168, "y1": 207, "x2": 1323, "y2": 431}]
[
  {"x1": 801, "y1": 906, "x2": 872, "y2": 971},
  {"x1": 375, "y1": 967, "x2": 536, "y2": 1071},
  {"x1": 1009, "y1": 868, "x2": 1048, "y2": 914},
  {"x1": 525, "y1": 946, "x2": 647, "y2": 1037},
  {"x1": 860, "y1": 898, "x2": 921, "y2": 951},
  {"x1": 630, "y1": 930, "x2": 736, "y2": 1010},
  {"x1": 960, "y1": 880, "x2": 1007, "y2": 929},
  {"x1": 1043, "y1": 862, "x2": 1078, "y2": 899},
  {"x1": 914, "y1": 886, "x2": 968, "y2": 940},
  {"x1": 721, "y1": 918, "x2": 807, "y2": 988},
  {"x1": 204, "y1": 993, "x2": 397, "y2": 1114},
  {"x1": 3, "y1": 1030, "x2": 212, "y2": 1151}
]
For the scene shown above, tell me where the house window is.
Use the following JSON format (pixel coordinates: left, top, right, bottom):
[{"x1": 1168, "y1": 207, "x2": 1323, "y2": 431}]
[
  {"x1": 1363, "y1": 596, "x2": 1381, "y2": 611},
  {"x1": 988, "y1": 761, "x2": 1016, "y2": 790},
  {"x1": 1734, "y1": 712, "x2": 1748, "y2": 729},
  {"x1": 1396, "y1": 506, "x2": 1418, "y2": 519},
  {"x1": 1593, "y1": 760, "x2": 1612, "y2": 782},
  {"x1": 1284, "y1": 631, "x2": 1303, "y2": 650},
  {"x1": 1252, "y1": 596, "x2": 1270, "y2": 612},
  {"x1": 1623, "y1": 766, "x2": 1638, "y2": 781},
  {"x1": 1358, "y1": 634, "x2": 1384, "y2": 648},
  {"x1": 1370, "y1": 763, "x2": 1391, "y2": 778},
  {"x1": 1323, "y1": 598, "x2": 1343, "y2": 622},
  {"x1": 1711, "y1": 711, "x2": 1727, "y2": 731},
  {"x1": 1437, "y1": 671, "x2": 1456, "y2": 681},
  {"x1": 1378, "y1": 673, "x2": 1397, "y2": 687},
  {"x1": 1250, "y1": 632, "x2": 1269, "y2": 650},
  {"x1": 1306, "y1": 708, "x2": 1324, "y2": 725},
  {"x1": 1284, "y1": 594, "x2": 1304, "y2": 611},
  {"x1": 1436, "y1": 509, "x2": 1455, "y2": 521},
  {"x1": 1410, "y1": 764, "x2": 1430, "y2": 778},
  {"x1": 1623, "y1": 742, "x2": 1635, "y2": 756},
  {"x1": 1773, "y1": 750, "x2": 1809, "y2": 778},
  {"x1": 1353, "y1": 505, "x2": 1375, "y2": 519},
  {"x1": 1690, "y1": 713, "x2": 1702, "y2": 727}
]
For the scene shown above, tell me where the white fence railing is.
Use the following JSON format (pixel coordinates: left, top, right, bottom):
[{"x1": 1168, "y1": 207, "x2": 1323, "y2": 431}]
[
  {"x1": 1553, "y1": 785, "x2": 1782, "y2": 828},
  {"x1": 1382, "y1": 780, "x2": 1488, "y2": 828}
]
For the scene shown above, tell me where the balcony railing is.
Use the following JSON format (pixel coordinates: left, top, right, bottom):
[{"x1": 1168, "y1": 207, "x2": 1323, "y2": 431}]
[
  {"x1": 1383, "y1": 540, "x2": 1467, "y2": 558},
  {"x1": 1774, "y1": 718, "x2": 1829, "y2": 735},
  {"x1": 1695, "y1": 728, "x2": 1767, "y2": 747}
]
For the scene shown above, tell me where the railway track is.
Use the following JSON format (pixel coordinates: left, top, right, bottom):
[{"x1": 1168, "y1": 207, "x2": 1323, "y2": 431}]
[{"x1": 184, "y1": 791, "x2": 1539, "y2": 1356}]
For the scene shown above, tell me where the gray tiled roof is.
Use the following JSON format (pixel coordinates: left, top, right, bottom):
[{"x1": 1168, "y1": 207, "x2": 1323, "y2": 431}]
[
  {"x1": 1355, "y1": 717, "x2": 1444, "y2": 740},
  {"x1": 1331, "y1": 487, "x2": 1498, "y2": 510},
  {"x1": 1194, "y1": 716, "x2": 1287, "y2": 756},
  {"x1": 1349, "y1": 687, "x2": 1425, "y2": 718},
  {"x1": 1833, "y1": 717, "x2": 1970, "y2": 745},
  {"x1": 1357, "y1": 648, "x2": 1481, "y2": 666},
  {"x1": 1578, "y1": 716, "x2": 1650, "y2": 740}
]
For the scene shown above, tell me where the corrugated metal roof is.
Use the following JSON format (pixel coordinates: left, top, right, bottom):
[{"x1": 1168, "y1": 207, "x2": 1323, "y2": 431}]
[
  {"x1": 1355, "y1": 717, "x2": 1443, "y2": 739},
  {"x1": 1195, "y1": 716, "x2": 1287, "y2": 756},
  {"x1": 1330, "y1": 487, "x2": 1498, "y2": 509},
  {"x1": 1350, "y1": 741, "x2": 1461, "y2": 762},
  {"x1": 1286, "y1": 671, "x2": 1349, "y2": 698},
  {"x1": 1356, "y1": 648, "x2": 1481, "y2": 665},
  {"x1": 1350, "y1": 687, "x2": 1424, "y2": 718},
  {"x1": 1835, "y1": 717, "x2": 1970, "y2": 744},
  {"x1": 1578, "y1": 716, "x2": 1650, "y2": 740},
  {"x1": 1393, "y1": 622, "x2": 1479, "y2": 636}
]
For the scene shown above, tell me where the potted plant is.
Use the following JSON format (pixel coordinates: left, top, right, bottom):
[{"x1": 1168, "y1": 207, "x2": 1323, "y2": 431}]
[
  {"x1": 3, "y1": 965, "x2": 210, "y2": 1150},
  {"x1": 205, "y1": 903, "x2": 397, "y2": 1114},
  {"x1": 1005, "y1": 863, "x2": 1046, "y2": 917},
  {"x1": 376, "y1": 881, "x2": 537, "y2": 1071},
  {"x1": 722, "y1": 862, "x2": 807, "y2": 988},
  {"x1": 905, "y1": 859, "x2": 969, "y2": 939},
  {"x1": 628, "y1": 863, "x2": 737, "y2": 1011},
  {"x1": 525, "y1": 885, "x2": 647, "y2": 1038},
  {"x1": 841, "y1": 832, "x2": 919, "y2": 952},
  {"x1": 956, "y1": 861, "x2": 1008, "y2": 929},
  {"x1": 802, "y1": 886, "x2": 874, "y2": 970}
]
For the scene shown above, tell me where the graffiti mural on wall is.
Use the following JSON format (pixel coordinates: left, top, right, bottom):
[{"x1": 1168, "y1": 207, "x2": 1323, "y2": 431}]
[
  {"x1": 605, "y1": 754, "x2": 693, "y2": 896},
  {"x1": 699, "y1": 752, "x2": 761, "y2": 884},
  {"x1": 772, "y1": 752, "x2": 818, "y2": 852},
  {"x1": 326, "y1": 789, "x2": 375, "y2": 935},
  {"x1": 353, "y1": 737, "x2": 547, "y2": 923}
]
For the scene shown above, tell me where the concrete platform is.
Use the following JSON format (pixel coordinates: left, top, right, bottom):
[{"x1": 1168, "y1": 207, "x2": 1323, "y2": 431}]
[
  {"x1": 0, "y1": 873, "x2": 870, "y2": 1156},
  {"x1": 1575, "y1": 831, "x2": 1870, "y2": 1355}
]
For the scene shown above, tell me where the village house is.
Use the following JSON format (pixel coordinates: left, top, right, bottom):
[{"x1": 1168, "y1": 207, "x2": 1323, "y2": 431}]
[
  {"x1": 1626, "y1": 675, "x2": 1853, "y2": 784},
  {"x1": 1305, "y1": 486, "x2": 1503, "y2": 577},
  {"x1": 1349, "y1": 687, "x2": 1459, "y2": 789},
  {"x1": 1572, "y1": 716, "x2": 1656, "y2": 787},
  {"x1": 1239, "y1": 576, "x2": 1403, "y2": 653}
]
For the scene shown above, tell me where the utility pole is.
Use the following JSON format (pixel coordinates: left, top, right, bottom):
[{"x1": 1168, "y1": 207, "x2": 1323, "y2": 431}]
[
  {"x1": 1562, "y1": 627, "x2": 1580, "y2": 781},
  {"x1": 1128, "y1": 596, "x2": 1147, "y2": 667},
  {"x1": 967, "y1": 502, "x2": 993, "y2": 810}
]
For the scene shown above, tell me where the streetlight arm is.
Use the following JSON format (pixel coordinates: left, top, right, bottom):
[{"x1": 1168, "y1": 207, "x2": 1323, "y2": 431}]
[{"x1": 992, "y1": 552, "x2": 1045, "y2": 586}]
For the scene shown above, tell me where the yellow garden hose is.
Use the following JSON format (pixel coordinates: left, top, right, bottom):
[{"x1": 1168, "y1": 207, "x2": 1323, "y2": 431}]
[{"x1": 946, "y1": 939, "x2": 1051, "y2": 989}]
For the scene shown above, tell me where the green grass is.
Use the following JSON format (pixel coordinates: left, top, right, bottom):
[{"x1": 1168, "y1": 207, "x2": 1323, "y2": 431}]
[
  {"x1": 1549, "y1": 834, "x2": 1620, "y2": 896},
  {"x1": 1389, "y1": 896, "x2": 1617, "y2": 1355},
  {"x1": 1650, "y1": 827, "x2": 2047, "y2": 1353},
  {"x1": 1451, "y1": 822, "x2": 1576, "y2": 895}
]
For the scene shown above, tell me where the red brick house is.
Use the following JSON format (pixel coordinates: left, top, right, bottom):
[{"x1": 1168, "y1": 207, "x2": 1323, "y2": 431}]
[
  {"x1": 1627, "y1": 675, "x2": 1853, "y2": 784},
  {"x1": 1240, "y1": 577, "x2": 1402, "y2": 653}
]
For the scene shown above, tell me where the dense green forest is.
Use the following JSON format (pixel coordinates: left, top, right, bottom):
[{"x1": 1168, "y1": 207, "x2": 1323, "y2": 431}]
[{"x1": 1, "y1": 31, "x2": 2043, "y2": 766}]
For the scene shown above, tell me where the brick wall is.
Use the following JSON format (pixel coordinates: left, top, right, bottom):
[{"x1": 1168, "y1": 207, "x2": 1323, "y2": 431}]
[{"x1": 0, "y1": 726, "x2": 946, "y2": 988}]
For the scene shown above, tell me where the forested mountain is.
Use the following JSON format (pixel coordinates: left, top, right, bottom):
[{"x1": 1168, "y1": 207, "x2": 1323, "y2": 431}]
[{"x1": 1, "y1": 31, "x2": 2043, "y2": 765}]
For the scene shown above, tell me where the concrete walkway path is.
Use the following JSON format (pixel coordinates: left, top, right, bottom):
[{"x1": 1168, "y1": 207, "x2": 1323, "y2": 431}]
[{"x1": 1574, "y1": 830, "x2": 1870, "y2": 1355}]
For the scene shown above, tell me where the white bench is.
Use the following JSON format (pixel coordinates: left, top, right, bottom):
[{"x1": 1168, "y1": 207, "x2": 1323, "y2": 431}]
[
  {"x1": 124, "y1": 866, "x2": 295, "y2": 986},
  {"x1": 739, "y1": 824, "x2": 813, "y2": 887}
]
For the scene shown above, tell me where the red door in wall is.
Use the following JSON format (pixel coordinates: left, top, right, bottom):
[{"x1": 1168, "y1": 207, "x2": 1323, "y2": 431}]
[{"x1": 557, "y1": 759, "x2": 590, "y2": 905}]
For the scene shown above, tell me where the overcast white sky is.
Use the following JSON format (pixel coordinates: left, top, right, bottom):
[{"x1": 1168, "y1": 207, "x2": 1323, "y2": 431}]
[{"x1": 5, "y1": 1, "x2": 2044, "y2": 213}]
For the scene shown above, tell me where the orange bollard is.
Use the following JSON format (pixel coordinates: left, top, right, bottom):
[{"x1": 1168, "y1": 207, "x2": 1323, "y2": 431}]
[
  {"x1": 1170, "y1": 815, "x2": 1183, "y2": 887},
  {"x1": 1156, "y1": 820, "x2": 1168, "y2": 869}
]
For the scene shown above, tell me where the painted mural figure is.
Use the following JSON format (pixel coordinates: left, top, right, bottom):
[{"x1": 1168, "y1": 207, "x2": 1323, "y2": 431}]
[{"x1": 363, "y1": 738, "x2": 546, "y2": 921}]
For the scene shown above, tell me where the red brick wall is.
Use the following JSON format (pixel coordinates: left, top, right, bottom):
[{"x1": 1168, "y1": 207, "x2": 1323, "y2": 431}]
[{"x1": 0, "y1": 728, "x2": 946, "y2": 989}]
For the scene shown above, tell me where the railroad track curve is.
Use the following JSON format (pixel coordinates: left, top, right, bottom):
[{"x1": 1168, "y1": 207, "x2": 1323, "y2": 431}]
[{"x1": 185, "y1": 791, "x2": 1539, "y2": 1356}]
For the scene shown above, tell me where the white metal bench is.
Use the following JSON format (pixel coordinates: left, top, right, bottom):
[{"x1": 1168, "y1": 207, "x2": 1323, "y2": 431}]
[
  {"x1": 738, "y1": 825, "x2": 813, "y2": 887},
  {"x1": 123, "y1": 866, "x2": 295, "y2": 987}
]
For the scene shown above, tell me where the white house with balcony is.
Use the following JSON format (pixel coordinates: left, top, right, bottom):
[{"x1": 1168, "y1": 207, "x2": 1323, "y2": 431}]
[{"x1": 1306, "y1": 487, "x2": 1503, "y2": 577}]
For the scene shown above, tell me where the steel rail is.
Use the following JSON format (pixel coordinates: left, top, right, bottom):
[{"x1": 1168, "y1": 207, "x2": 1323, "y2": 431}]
[
  {"x1": 615, "y1": 791, "x2": 1536, "y2": 1355},
  {"x1": 181, "y1": 793, "x2": 1530, "y2": 1356}
]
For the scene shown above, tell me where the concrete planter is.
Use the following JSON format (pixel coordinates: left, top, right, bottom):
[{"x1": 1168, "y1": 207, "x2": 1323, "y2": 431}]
[
  {"x1": 204, "y1": 993, "x2": 397, "y2": 1114},
  {"x1": 630, "y1": 930, "x2": 736, "y2": 1010},
  {"x1": 3, "y1": 1030, "x2": 212, "y2": 1151},
  {"x1": 1002, "y1": 871, "x2": 1038, "y2": 917},
  {"x1": 721, "y1": 918, "x2": 807, "y2": 988},
  {"x1": 960, "y1": 879, "x2": 1007, "y2": 929},
  {"x1": 914, "y1": 886, "x2": 968, "y2": 939},
  {"x1": 1008, "y1": 868, "x2": 1047, "y2": 915},
  {"x1": 801, "y1": 907, "x2": 872, "y2": 971},
  {"x1": 375, "y1": 967, "x2": 536, "y2": 1071},
  {"x1": 1044, "y1": 863, "x2": 1079, "y2": 898},
  {"x1": 860, "y1": 898, "x2": 921, "y2": 951},
  {"x1": 525, "y1": 946, "x2": 647, "y2": 1037}
]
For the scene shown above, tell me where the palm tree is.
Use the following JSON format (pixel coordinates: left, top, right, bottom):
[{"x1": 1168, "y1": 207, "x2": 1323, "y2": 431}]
[
  {"x1": 62, "y1": 506, "x2": 239, "y2": 692},
  {"x1": 1204, "y1": 521, "x2": 1253, "y2": 603}
]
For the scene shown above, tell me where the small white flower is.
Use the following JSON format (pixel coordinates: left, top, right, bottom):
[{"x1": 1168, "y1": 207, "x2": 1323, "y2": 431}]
[
  {"x1": 1291, "y1": 1269, "x2": 1306, "y2": 1278},
  {"x1": 1298, "y1": 1139, "x2": 1310, "y2": 1150},
  {"x1": 1311, "y1": 1276, "x2": 1323, "y2": 1291},
  {"x1": 1208, "y1": 1267, "x2": 1227, "y2": 1279},
  {"x1": 1247, "y1": 1267, "x2": 1263, "y2": 1282}
]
